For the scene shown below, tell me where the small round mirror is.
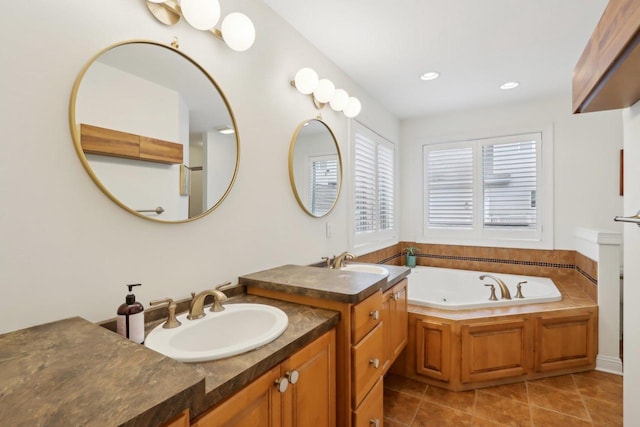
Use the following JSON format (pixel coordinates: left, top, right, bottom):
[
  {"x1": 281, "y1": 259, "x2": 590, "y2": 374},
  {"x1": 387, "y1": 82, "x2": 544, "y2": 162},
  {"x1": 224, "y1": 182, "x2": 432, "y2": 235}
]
[
  {"x1": 69, "y1": 40, "x2": 239, "y2": 223},
  {"x1": 288, "y1": 119, "x2": 342, "y2": 217}
]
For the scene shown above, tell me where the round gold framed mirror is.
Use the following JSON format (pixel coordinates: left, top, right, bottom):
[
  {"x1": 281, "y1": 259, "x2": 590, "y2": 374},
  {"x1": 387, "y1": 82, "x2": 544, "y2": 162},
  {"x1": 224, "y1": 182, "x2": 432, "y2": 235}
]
[
  {"x1": 288, "y1": 119, "x2": 342, "y2": 217},
  {"x1": 69, "y1": 40, "x2": 239, "y2": 223}
]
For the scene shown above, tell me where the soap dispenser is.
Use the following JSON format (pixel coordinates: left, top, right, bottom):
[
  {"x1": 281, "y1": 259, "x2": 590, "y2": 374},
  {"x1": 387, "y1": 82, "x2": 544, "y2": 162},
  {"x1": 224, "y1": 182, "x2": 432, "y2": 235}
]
[{"x1": 117, "y1": 284, "x2": 145, "y2": 344}]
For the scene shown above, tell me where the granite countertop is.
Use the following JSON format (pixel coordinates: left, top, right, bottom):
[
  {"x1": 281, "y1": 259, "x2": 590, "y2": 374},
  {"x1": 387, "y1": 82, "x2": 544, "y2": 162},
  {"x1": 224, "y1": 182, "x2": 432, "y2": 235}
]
[
  {"x1": 0, "y1": 317, "x2": 205, "y2": 427},
  {"x1": 0, "y1": 294, "x2": 340, "y2": 425},
  {"x1": 239, "y1": 263, "x2": 411, "y2": 304}
]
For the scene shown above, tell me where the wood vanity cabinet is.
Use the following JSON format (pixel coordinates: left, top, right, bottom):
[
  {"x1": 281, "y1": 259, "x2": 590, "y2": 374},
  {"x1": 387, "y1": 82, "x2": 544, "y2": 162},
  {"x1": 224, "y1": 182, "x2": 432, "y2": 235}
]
[
  {"x1": 80, "y1": 123, "x2": 183, "y2": 164},
  {"x1": 247, "y1": 287, "x2": 384, "y2": 427},
  {"x1": 191, "y1": 329, "x2": 335, "y2": 427},
  {"x1": 160, "y1": 410, "x2": 190, "y2": 427},
  {"x1": 572, "y1": 0, "x2": 640, "y2": 113},
  {"x1": 381, "y1": 278, "x2": 408, "y2": 373}
]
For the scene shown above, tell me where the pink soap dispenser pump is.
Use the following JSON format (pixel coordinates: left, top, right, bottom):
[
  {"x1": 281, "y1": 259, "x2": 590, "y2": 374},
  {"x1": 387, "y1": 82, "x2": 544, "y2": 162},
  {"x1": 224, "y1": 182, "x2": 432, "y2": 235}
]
[{"x1": 117, "y1": 283, "x2": 145, "y2": 344}]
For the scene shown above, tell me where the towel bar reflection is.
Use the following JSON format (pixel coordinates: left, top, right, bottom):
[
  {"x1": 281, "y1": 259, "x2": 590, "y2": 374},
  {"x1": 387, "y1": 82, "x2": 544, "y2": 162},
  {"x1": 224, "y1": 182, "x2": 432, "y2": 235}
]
[
  {"x1": 136, "y1": 207, "x2": 165, "y2": 215},
  {"x1": 614, "y1": 211, "x2": 640, "y2": 227}
]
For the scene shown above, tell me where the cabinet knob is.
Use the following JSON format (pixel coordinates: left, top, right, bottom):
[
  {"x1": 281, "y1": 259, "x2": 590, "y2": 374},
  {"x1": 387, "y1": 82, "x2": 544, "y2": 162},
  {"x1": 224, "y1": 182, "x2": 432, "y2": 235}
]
[
  {"x1": 369, "y1": 358, "x2": 380, "y2": 369},
  {"x1": 370, "y1": 310, "x2": 380, "y2": 320},
  {"x1": 370, "y1": 419, "x2": 380, "y2": 427},
  {"x1": 285, "y1": 370, "x2": 299, "y2": 385},
  {"x1": 274, "y1": 376, "x2": 289, "y2": 393}
]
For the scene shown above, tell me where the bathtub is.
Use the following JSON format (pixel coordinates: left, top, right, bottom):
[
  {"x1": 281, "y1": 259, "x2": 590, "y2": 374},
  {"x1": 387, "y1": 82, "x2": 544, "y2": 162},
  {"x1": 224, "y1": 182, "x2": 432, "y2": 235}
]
[{"x1": 407, "y1": 266, "x2": 562, "y2": 310}]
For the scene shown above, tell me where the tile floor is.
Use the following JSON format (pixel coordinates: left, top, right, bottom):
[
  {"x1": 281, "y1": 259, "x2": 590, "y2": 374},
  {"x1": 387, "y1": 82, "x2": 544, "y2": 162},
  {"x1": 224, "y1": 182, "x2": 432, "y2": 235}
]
[{"x1": 384, "y1": 370, "x2": 623, "y2": 426}]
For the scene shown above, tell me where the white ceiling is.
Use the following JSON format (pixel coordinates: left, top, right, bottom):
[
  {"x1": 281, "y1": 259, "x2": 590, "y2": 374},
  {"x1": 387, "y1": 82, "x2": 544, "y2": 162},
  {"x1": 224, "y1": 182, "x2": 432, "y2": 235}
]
[{"x1": 264, "y1": 0, "x2": 608, "y2": 119}]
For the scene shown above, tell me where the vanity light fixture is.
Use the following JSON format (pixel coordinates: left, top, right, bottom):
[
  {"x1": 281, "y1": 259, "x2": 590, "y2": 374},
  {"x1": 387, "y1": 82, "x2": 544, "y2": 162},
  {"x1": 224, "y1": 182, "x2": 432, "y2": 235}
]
[
  {"x1": 291, "y1": 67, "x2": 361, "y2": 118},
  {"x1": 420, "y1": 71, "x2": 440, "y2": 81},
  {"x1": 500, "y1": 81, "x2": 520, "y2": 90},
  {"x1": 146, "y1": 0, "x2": 256, "y2": 52}
]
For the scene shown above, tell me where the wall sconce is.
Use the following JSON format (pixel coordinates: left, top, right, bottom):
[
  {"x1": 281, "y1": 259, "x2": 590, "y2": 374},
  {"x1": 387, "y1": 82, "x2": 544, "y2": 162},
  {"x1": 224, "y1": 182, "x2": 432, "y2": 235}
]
[
  {"x1": 146, "y1": 0, "x2": 256, "y2": 52},
  {"x1": 291, "y1": 68, "x2": 362, "y2": 118}
]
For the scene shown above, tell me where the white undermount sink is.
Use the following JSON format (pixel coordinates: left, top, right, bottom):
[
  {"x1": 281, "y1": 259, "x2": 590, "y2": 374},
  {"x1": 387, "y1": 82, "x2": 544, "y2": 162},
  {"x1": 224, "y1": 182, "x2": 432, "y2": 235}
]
[
  {"x1": 341, "y1": 264, "x2": 390, "y2": 277},
  {"x1": 145, "y1": 303, "x2": 288, "y2": 363}
]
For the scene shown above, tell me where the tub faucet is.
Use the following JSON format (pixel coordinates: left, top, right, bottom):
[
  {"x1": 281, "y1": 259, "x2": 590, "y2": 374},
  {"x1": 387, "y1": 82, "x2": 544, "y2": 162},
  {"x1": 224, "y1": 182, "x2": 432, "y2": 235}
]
[
  {"x1": 332, "y1": 251, "x2": 356, "y2": 268},
  {"x1": 479, "y1": 274, "x2": 511, "y2": 300},
  {"x1": 188, "y1": 289, "x2": 228, "y2": 320}
]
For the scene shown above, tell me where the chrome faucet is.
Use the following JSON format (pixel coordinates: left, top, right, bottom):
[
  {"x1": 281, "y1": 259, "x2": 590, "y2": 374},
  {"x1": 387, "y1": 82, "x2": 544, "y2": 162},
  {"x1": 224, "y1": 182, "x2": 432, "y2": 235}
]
[
  {"x1": 188, "y1": 289, "x2": 228, "y2": 320},
  {"x1": 479, "y1": 274, "x2": 511, "y2": 300},
  {"x1": 332, "y1": 251, "x2": 356, "y2": 269}
]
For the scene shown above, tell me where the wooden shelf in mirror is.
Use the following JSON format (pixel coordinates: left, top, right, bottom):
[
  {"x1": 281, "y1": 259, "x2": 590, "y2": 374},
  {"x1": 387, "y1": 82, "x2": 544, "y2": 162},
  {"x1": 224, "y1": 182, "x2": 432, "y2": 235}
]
[
  {"x1": 80, "y1": 123, "x2": 183, "y2": 164},
  {"x1": 572, "y1": 0, "x2": 640, "y2": 113}
]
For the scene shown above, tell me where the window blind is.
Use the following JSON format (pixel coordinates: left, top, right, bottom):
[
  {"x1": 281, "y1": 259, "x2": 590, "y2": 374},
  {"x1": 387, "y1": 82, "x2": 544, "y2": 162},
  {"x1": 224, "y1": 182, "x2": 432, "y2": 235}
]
[
  {"x1": 482, "y1": 140, "x2": 537, "y2": 229},
  {"x1": 377, "y1": 143, "x2": 395, "y2": 231},
  {"x1": 310, "y1": 157, "x2": 338, "y2": 216},
  {"x1": 425, "y1": 146, "x2": 474, "y2": 228}
]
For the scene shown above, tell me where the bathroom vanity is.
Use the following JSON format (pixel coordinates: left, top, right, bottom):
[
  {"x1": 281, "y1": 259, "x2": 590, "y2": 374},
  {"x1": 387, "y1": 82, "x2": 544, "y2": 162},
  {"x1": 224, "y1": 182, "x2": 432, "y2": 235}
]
[{"x1": 239, "y1": 263, "x2": 410, "y2": 427}]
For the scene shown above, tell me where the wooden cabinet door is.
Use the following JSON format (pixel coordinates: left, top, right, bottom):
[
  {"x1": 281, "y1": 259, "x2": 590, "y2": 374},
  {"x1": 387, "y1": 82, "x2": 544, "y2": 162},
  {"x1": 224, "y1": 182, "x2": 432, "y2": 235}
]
[
  {"x1": 416, "y1": 319, "x2": 451, "y2": 381},
  {"x1": 281, "y1": 329, "x2": 336, "y2": 427},
  {"x1": 534, "y1": 311, "x2": 596, "y2": 372},
  {"x1": 380, "y1": 289, "x2": 392, "y2": 372},
  {"x1": 390, "y1": 279, "x2": 408, "y2": 363},
  {"x1": 192, "y1": 366, "x2": 282, "y2": 427},
  {"x1": 159, "y1": 409, "x2": 189, "y2": 427},
  {"x1": 460, "y1": 318, "x2": 529, "y2": 384}
]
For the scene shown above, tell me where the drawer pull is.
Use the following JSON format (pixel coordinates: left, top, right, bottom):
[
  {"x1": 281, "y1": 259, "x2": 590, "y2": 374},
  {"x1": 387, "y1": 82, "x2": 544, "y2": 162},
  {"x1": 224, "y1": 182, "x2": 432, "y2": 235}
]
[
  {"x1": 274, "y1": 377, "x2": 289, "y2": 393},
  {"x1": 369, "y1": 358, "x2": 380, "y2": 369},
  {"x1": 286, "y1": 370, "x2": 299, "y2": 385},
  {"x1": 369, "y1": 310, "x2": 380, "y2": 320},
  {"x1": 370, "y1": 419, "x2": 380, "y2": 427}
]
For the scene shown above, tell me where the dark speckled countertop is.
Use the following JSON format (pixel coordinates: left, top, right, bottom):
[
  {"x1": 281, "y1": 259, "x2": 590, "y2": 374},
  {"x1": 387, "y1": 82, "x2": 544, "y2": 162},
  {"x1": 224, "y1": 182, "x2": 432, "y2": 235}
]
[
  {"x1": 0, "y1": 294, "x2": 339, "y2": 425},
  {"x1": 0, "y1": 317, "x2": 205, "y2": 427},
  {"x1": 239, "y1": 263, "x2": 410, "y2": 303}
]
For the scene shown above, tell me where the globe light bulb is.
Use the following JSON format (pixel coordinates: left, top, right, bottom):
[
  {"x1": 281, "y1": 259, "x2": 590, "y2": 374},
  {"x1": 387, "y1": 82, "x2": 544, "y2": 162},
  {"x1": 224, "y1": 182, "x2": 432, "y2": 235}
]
[
  {"x1": 221, "y1": 13, "x2": 256, "y2": 52},
  {"x1": 330, "y1": 89, "x2": 349, "y2": 111},
  {"x1": 294, "y1": 68, "x2": 319, "y2": 95},
  {"x1": 181, "y1": 0, "x2": 220, "y2": 31},
  {"x1": 344, "y1": 97, "x2": 362, "y2": 118},
  {"x1": 313, "y1": 79, "x2": 335, "y2": 104}
]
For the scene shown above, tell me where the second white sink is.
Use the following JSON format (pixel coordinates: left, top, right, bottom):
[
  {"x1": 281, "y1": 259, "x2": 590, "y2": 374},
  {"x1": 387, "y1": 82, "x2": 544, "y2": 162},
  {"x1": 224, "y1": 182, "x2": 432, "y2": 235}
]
[
  {"x1": 145, "y1": 303, "x2": 288, "y2": 363},
  {"x1": 341, "y1": 264, "x2": 390, "y2": 276}
]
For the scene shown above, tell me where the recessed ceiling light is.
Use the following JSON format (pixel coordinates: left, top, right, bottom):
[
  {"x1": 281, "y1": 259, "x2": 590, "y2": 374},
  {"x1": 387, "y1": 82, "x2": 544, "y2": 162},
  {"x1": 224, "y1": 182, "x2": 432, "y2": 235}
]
[
  {"x1": 420, "y1": 71, "x2": 439, "y2": 81},
  {"x1": 500, "y1": 81, "x2": 519, "y2": 90},
  {"x1": 216, "y1": 126, "x2": 235, "y2": 135}
]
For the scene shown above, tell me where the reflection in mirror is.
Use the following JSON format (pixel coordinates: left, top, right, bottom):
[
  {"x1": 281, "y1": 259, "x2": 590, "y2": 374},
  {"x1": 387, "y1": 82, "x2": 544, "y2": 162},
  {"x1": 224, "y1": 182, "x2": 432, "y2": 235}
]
[
  {"x1": 70, "y1": 41, "x2": 239, "y2": 223},
  {"x1": 289, "y1": 119, "x2": 342, "y2": 217}
]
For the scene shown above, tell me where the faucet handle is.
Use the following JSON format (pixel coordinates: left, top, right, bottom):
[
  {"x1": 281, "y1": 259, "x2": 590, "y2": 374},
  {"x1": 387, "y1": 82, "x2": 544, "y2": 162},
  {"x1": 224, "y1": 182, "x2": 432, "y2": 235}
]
[
  {"x1": 149, "y1": 297, "x2": 181, "y2": 329},
  {"x1": 321, "y1": 256, "x2": 331, "y2": 268},
  {"x1": 515, "y1": 281, "x2": 527, "y2": 299},
  {"x1": 484, "y1": 284, "x2": 498, "y2": 301}
]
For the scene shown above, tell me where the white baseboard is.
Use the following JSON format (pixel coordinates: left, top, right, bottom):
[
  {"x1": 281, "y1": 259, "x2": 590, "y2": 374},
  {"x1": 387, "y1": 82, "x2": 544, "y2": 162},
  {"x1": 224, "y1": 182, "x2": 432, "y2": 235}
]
[{"x1": 596, "y1": 354, "x2": 624, "y2": 375}]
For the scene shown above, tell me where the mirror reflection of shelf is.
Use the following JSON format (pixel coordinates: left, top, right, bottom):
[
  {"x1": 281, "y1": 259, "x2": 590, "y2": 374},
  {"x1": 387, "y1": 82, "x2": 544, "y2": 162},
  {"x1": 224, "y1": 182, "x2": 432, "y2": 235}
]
[{"x1": 80, "y1": 123, "x2": 183, "y2": 164}]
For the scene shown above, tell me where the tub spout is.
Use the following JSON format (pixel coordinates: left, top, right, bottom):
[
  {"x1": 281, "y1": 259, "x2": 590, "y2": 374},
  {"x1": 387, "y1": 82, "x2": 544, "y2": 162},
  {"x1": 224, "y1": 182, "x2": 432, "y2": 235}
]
[{"x1": 479, "y1": 274, "x2": 511, "y2": 300}]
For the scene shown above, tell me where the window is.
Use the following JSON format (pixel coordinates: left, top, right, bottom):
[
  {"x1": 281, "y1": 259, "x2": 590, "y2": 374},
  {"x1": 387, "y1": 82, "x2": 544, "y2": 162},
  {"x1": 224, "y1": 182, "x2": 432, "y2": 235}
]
[
  {"x1": 309, "y1": 155, "x2": 339, "y2": 216},
  {"x1": 423, "y1": 132, "x2": 549, "y2": 246},
  {"x1": 353, "y1": 123, "x2": 396, "y2": 248}
]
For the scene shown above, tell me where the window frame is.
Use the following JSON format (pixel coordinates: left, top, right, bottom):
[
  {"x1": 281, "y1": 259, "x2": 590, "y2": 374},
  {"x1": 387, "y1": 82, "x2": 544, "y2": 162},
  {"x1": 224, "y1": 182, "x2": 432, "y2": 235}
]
[
  {"x1": 350, "y1": 121, "x2": 398, "y2": 252},
  {"x1": 420, "y1": 127, "x2": 554, "y2": 249}
]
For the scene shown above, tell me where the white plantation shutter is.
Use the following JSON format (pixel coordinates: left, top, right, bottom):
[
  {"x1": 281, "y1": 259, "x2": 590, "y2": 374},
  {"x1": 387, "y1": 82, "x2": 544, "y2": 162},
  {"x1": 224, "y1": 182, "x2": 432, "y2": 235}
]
[
  {"x1": 353, "y1": 124, "x2": 395, "y2": 240},
  {"x1": 425, "y1": 145, "x2": 474, "y2": 228},
  {"x1": 310, "y1": 156, "x2": 338, "y2": 216},
  {"x1": 377, "y1": 144, "x2": 394, "y2": 231},
  {"x1": 354, "y1": 134, "x2": 377, "y2": 234},
  {"x1": 482, "y1": 140, "x2": 537, "y2": 229},
  {"x1": 423, "y1": 132, "x2": 544, "y2": 243}
]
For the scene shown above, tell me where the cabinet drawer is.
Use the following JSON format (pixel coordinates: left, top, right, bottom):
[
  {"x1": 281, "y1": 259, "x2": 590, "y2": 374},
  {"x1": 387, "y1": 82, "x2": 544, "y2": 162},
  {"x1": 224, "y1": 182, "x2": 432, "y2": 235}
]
[
  {"x1": 352, "y1": 291, "x2": 382, "y2": 344},
  {"x1": 352, "y1": 322, "x2": 383, "y2": 407},
  {"x1": 352, "y1": 376, "x2": 383, "y2": 427}
]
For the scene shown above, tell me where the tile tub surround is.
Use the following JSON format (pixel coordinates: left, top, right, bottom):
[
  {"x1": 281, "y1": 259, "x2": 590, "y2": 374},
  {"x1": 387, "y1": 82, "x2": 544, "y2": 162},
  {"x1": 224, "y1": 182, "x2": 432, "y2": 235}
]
[
  {"x1": 383, "y1": 370, "x2": 623, "y2": 426},
  {"x1": 0, "y1": 317, "x2": 205, "y2": 427}
]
